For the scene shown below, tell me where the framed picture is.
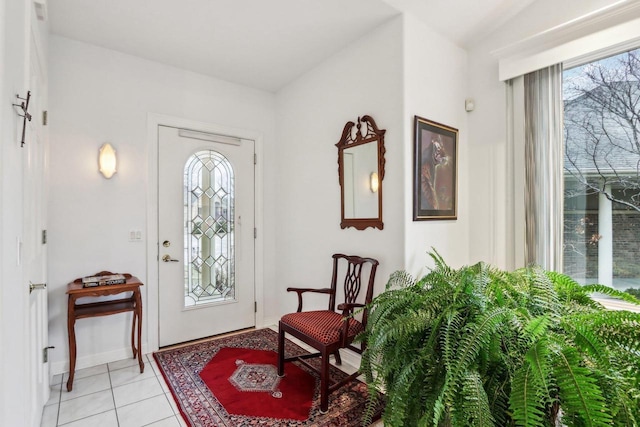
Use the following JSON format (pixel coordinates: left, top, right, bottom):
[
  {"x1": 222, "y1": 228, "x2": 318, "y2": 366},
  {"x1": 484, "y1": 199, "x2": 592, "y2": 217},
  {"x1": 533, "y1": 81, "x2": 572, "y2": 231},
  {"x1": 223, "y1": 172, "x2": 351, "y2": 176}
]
[{"x1": 413, "y1": 116, "x2": 458, "y2": 220}]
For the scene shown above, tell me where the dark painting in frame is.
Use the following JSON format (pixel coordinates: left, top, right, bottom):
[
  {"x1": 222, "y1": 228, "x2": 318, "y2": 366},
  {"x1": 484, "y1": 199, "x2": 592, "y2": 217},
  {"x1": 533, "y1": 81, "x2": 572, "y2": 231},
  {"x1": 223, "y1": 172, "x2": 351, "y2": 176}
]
[{"x1": 413, "y1": 116, "x2": 458, "y2": 220}]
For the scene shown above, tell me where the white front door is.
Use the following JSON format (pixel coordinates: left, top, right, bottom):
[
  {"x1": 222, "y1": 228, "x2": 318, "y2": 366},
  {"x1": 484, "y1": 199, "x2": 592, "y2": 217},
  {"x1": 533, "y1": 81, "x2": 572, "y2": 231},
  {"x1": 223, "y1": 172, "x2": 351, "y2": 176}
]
[
  {"x1": 25, "y1": 33, "x2": 49, "y2": 427},
  {"x1": 158, "y1": 126, "x2": 255, "y2": 347}
]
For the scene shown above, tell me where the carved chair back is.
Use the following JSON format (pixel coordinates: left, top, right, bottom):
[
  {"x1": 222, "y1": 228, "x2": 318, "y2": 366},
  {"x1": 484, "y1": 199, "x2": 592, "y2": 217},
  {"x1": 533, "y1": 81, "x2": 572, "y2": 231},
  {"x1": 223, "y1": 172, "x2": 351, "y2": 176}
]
[{"x1": 328, "y1": 253, "x2": 378, "y2": 327}]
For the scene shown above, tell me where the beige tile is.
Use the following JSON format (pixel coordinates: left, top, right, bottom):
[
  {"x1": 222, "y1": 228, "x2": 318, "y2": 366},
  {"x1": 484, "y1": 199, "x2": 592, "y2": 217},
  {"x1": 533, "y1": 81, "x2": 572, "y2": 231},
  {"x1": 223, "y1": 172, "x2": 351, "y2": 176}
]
[
  {"x1": 58, "y1": 390, "x2": 114, "y2": 425},
  {"x1": 175, "y1": 414, "x2": 190, "y2": 427},
  {"x1": 146, "y1": 356, "x2": 162, "y2": 377},
  {"x1": 40, "y1": 404, "x2": 58, "y2": 427},
  {"x1": 113, "y1": 376, "x2": 163, "y2": 408},
  {"x1": 46, "y1": 383, "x2": 61, "y2": 406},
  {"x1": 63, "y1": 364, "x2": 108, "y2": 382},
  {"x1": 109, "y1": 364, "x2": 155, "y2": 387},
  {"x1": 108, "y1": 357, "x2": 140, "y2": 371},
  {"x1": 61, "y1": 410, "x2": 118, "y2": 427},
  {"x1": 165, "y1": 391, "x2": 180, "y2": 415},
  {"x1": 116, "y1": 395, "x2": 174, "y2": 427},
  {"x1": 157, "y1": 375, "x2": 171, "y2": 393},
  {"x1": 61, "y1": 373, "x2": 111, "y2": 402},
  {"x1": 146, "y1": 416, "x2": 181, "y2": 427}
]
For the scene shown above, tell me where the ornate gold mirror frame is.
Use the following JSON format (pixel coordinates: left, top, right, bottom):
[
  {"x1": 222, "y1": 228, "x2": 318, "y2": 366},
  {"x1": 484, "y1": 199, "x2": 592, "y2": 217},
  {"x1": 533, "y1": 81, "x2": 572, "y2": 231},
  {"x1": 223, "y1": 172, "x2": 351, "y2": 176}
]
[{"x1": 336, "y1": 115, "x2": 386, "y2": 230}]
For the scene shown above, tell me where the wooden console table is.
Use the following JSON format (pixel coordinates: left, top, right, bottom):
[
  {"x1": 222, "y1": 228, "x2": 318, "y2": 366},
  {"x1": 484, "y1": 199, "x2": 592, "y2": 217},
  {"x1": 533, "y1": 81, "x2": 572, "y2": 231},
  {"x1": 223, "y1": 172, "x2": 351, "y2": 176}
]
[{"x1": 66, "y1": 272, "x2": 144, "y2": 391}]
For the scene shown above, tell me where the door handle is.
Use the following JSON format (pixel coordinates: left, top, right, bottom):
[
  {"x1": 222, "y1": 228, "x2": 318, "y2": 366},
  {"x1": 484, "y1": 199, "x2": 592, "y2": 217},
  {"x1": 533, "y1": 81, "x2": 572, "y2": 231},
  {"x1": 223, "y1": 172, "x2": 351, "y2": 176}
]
[
  {"x1": 162, "y1": 254, "x2": 180, "y2": 263},
  {"x1": 29, "y1": 282, "x2": 47, "y2": 293}
]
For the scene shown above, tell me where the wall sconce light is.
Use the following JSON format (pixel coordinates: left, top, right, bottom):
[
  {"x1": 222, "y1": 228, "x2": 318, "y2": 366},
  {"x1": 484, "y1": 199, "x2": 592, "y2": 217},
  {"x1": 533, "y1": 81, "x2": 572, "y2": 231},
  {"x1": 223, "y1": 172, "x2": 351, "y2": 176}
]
[
  {"x1": 370, "y1": 172, "x2": 379, "y2": 193},
  {"x1": 99, "y1": 143, "x2": 117, "y2": 179}
]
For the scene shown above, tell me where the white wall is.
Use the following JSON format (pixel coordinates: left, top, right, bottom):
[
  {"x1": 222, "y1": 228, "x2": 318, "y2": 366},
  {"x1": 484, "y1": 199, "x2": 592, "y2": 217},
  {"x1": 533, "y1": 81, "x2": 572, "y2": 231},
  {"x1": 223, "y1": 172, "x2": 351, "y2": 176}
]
[
  {"x1": 403, "y1": 15, "x2": 470, "y2": 277},
  {"x1": 47, "y1": 35, "x2": 277, "y2": 373},
  {"x1": 274, "y1": 14, "x2": 470, "y2": 311},
  {"x1": 274, "y1": 17, "x2": 405, "y2": 316},
  {"x1": 466, "y1": 0, "x2": 640, "y2": 270}
]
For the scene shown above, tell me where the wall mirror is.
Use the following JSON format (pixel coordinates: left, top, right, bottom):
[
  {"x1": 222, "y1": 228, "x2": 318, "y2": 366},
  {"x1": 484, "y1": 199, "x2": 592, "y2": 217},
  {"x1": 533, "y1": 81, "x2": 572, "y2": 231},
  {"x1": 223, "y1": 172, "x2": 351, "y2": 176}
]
[{"x1": 336, "y1": 115, "x2": 386, "y2": 230}]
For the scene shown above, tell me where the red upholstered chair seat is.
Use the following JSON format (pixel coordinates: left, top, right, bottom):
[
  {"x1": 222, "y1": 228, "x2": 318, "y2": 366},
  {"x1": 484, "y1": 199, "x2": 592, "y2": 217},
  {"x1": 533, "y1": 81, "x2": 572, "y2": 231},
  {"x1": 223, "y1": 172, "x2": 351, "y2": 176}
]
[{"x1": 280, "y1": 310, "x2": 364, "y2": 345}]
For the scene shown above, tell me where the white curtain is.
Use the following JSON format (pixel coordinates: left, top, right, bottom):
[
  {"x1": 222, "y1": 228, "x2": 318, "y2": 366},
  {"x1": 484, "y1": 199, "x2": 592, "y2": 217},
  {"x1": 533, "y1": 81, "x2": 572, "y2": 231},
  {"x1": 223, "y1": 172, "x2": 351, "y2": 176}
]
[{"x1": 523, "y1": 64, "x2": 564, "y2": 271}]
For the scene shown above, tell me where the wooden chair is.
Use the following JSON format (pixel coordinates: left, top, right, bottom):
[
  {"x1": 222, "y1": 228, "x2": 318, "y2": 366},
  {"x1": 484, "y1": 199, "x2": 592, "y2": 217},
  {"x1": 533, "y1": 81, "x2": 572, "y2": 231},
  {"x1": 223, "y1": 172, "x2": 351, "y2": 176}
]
[{"x1": 277, "y1": 253, "x2": 379, "y2": 413}]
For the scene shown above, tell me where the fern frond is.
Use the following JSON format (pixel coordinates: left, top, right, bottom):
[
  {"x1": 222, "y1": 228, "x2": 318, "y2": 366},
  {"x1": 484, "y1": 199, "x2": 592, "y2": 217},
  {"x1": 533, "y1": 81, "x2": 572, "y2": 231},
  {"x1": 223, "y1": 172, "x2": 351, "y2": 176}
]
[
  {"x1": 552, "y1": 347, "x2": 612, "y2": 426},
  {"x1": 441, "y1": 309, "x2": 465, "y2": 369},
  {"x1": 561, "y1": 320, "x2": 610, "y2": 368},
  {"x1": 597, "y1": 372, "x2": 639, "y2": 427},
  {"x1": 510, "y1": 364, "x2": 547, "y2": 427},
  {"x1": 451, "y1": 308, "x2": 511, "y2": 379},
  {"x1": 525, "y1": 339, "x2": 552, "y2": 400},
  {"x1": 460, "y1": 370, "x2": 496, "y2": 427},
  {"x1": 385, "y1": 269, "x2": 416, "y2": 291},
  {"x1": 577, "y1": 310, "x2": 640, "y2": 354},
  {"x1": 484, "y1": 366, "x2": 510, "y2": 427},
  {"x1": 427, "y1": 248, "x2": 452, "y2": 275},
  {"x1": 609, "y1": 386, "x2": 639, "y2": 427},
  {"x1": 444, "y1": 307, "x2": 511, "y2": 415},
  {"x1": 431, "y1": 374, "x2": 452, "y2": 427},
  {"x1": 547, "y1": 271, "x2": 601, "y2": 309},
  {"x1": 524, "y1": 315, "x2": 550, "y2": 341},
  {"x1": 583, "y1": 283, "x2": 640, "y2": 305},
  {"x1": 527, "y1": 267, "x2": 560, "y2": 316}
]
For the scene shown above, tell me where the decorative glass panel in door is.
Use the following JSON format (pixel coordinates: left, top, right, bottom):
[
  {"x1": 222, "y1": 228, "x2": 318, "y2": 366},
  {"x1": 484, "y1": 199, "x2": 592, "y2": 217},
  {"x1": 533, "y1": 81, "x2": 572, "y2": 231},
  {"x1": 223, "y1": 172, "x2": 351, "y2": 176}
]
[{"x1": 184, "y1": 150, "x2": 235, "y2": 307}]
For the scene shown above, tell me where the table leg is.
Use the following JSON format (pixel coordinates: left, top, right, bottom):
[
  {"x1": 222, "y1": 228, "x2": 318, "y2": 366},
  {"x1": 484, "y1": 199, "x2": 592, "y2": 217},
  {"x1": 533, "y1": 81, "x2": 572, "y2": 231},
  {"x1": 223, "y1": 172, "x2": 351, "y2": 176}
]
[
  {"x1": 131, "y1": 307, "x2": 137, "y2": 358},
  {"x1": 66, "y1": 299, "x2": 77, "y2": 392},
  {"x1": 135, "y1": 289, "x2": 144, "y2": 373}
]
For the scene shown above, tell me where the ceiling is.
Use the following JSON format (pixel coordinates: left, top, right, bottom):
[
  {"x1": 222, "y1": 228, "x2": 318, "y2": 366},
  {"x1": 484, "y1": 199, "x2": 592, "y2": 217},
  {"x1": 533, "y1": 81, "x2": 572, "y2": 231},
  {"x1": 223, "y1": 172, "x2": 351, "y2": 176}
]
[{"x1": 47, "y1": 0, "x2": 536, "y2": 92}]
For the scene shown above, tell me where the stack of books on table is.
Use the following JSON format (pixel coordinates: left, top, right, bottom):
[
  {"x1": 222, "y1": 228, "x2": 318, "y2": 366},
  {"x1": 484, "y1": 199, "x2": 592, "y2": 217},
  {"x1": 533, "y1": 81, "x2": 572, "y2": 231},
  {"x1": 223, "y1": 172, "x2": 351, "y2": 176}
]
[{"x1": 82, "y1": 274, "x2": 127, "y2": 287}]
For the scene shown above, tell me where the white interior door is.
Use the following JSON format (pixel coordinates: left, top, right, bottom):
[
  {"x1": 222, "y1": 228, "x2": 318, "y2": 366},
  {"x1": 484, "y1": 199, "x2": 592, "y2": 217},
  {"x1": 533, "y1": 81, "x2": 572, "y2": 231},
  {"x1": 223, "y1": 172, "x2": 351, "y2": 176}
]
[
  {"x1": 25, "y1": 32, "x2": 49, "y2": 427},
  {"x1": 158, "y1": 126, "x2": 255, "y2": 347}
]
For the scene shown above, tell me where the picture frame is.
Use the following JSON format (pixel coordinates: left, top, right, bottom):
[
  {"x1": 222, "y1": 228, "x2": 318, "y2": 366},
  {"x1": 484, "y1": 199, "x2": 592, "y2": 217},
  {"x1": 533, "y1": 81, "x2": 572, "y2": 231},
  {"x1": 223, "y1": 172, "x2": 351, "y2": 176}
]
[{"x1": 413, "y1": 116, "x2": 458, "y2": 220}]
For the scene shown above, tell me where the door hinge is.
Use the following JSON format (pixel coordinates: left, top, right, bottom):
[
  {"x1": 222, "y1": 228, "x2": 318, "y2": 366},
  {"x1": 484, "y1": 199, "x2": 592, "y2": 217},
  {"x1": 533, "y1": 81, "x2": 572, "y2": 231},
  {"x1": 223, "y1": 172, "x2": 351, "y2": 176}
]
[
  {"x1": 255, "y1": 301, "x2": 257, "y2": 313},
  {"x1": 42, "y1": 229, "x2": 47, "y2": 244},
  {"x1": 42, "y1": 110, "x2": 48, "y2": 126},
  {"x1": 254, "y1": 153, "x2": 257, "y2": 165},
  {"x1": 43, "y1": 346, "x2": 54, "y2": 363},
  {"x1": 254, "y1": 228, "x2": 257, "y2": 239}
]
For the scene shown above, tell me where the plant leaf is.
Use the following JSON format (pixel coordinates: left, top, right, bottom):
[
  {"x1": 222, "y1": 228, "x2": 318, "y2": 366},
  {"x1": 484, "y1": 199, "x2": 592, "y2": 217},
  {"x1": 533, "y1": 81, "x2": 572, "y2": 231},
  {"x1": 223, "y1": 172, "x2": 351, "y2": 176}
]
[{"x1": 553, "y1": 347, "x2": 612, "y2": 427}]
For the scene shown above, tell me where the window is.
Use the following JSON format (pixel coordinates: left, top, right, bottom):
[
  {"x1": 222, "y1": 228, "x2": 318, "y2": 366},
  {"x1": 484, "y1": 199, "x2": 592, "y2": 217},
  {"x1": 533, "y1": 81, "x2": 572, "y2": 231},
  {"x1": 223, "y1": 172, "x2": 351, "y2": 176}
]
[
  {"x1": 183, "y1": 150, "x2": 235, "y2": 307},
  {"x1": 562, "y1": 48, "x2": 640, "y2": 290}
]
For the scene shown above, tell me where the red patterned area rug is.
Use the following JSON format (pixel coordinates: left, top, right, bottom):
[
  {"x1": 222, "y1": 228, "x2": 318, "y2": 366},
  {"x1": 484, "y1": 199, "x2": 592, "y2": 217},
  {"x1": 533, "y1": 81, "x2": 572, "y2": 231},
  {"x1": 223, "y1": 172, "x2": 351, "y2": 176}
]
[{"x1": 153, "y1": 328, "x2": 384, "y2": 426}]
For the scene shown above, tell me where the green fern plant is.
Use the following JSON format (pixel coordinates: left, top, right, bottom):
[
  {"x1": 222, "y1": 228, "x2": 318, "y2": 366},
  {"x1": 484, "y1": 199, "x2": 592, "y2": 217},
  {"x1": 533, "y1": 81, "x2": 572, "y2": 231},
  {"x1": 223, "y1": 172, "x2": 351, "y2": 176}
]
[{"x1": 358, "y1": 251, "x2": 640, "y2": 426}]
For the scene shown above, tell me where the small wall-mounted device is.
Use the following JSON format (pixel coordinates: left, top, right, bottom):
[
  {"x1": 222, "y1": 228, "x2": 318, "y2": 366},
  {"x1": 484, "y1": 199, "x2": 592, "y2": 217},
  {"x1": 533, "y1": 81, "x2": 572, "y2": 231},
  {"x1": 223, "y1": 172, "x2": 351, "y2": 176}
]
[{"x1": 465, "y1": 98, "x2": 475, "y2": 112}]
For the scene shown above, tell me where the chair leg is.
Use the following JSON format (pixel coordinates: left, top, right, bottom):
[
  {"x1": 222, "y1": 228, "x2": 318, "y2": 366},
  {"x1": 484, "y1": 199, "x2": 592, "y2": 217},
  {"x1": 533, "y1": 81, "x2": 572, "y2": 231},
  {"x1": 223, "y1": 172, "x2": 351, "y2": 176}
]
[
  {"x1": 333, "y1": 349, "x2": 342, "y2": 365},
  {"x1": 277, "y1": 323, "x2": 285, "y2": 377},
  {"x1": 320, "y1": 349, "x2": 330, "y2": 413}
]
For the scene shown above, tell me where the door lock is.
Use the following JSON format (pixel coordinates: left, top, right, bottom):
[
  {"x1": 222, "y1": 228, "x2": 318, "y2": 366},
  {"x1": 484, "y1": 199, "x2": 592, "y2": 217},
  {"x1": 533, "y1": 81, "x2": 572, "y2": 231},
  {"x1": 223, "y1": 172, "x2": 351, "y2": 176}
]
[{"x1": 162, "y1": 254, "x2": 180, "y2": 263}]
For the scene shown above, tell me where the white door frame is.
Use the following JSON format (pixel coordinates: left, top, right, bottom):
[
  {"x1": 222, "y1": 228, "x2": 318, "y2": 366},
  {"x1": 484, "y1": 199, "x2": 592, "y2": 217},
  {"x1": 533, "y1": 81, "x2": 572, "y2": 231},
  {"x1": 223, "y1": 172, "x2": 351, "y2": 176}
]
[{"x1": 146, "y1": 113, "x2": 265, "y2": 352}]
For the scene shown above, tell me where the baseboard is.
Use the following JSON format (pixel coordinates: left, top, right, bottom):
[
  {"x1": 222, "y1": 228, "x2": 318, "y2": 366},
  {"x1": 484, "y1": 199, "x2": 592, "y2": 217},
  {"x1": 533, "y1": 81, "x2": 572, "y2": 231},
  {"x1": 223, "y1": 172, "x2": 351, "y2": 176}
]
[
  {"x1": 50, "y1": 343, "x2": 149, "y2": 376},
  {"x1": 338, "y1": 347, "x2": 362, "y2": 371},
  {"x1": 260, "y1": 316, "x2": 279, "y2": 329}
]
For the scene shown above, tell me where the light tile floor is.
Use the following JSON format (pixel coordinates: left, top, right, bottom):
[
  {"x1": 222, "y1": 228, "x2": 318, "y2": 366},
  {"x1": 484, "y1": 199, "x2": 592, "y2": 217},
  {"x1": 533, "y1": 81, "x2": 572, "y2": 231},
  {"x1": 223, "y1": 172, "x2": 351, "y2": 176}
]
[
  {"x1": 42, "y1": 353, "x2": 184, "y2": 427},
  {"x1": 41, "y1": 328, "x2": 383, "y2": 427}
]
